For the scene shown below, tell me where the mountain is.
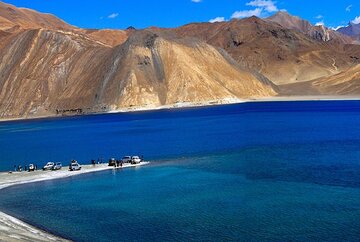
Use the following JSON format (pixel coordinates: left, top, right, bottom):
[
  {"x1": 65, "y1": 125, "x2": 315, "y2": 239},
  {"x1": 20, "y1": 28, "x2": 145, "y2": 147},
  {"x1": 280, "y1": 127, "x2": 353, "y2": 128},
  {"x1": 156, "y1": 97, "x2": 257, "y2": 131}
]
[
  {"x1": 172, "y1": 16, "x2": 360, "y2": 85},
  {"x1": 0, "y1": 2, "x2": 76, "y2": 31},
  {"x1": 267, "y1": 11, "x2": 353, "y2": 44},
  {"x1": 280, "y1": 64, "x2": 360, "y2": 95},
  {"x1": 337, "y1": 22, "x2": 360, "y2": 41},
  {"x1": 0, "y1": 1, "x2": 129, "y2": 47},
  {"x1": 0, "y1": 2, "x2": 360, "y2": 119},
  {"x1": 0, "y1": 28, "x2": 276, "y2": 119},
  {"x1": 267, "y1": 11, "x2": 312, "y2": 33},
  {"x1": 83, "y1": 29, "x2": 130, "y2": 47}
]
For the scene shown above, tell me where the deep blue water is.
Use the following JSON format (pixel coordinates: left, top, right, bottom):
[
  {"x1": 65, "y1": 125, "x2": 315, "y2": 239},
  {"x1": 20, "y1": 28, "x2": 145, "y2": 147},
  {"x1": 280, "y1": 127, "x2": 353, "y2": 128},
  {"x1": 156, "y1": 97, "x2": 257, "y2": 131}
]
[{"x1": 1, "y1": 101, "x2": 360, "y2": 241}]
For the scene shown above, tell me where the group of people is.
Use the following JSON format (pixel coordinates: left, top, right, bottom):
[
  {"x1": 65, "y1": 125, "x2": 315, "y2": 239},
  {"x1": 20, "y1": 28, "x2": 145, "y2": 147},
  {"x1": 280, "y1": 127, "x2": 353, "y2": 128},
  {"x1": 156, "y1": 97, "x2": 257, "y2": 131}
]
[
  {"x1": 13, "y1": 164, "x2": 37, "y2": 172},
  {"x1": 114, "y1": 160, "x2": 123, "y2": 168}
]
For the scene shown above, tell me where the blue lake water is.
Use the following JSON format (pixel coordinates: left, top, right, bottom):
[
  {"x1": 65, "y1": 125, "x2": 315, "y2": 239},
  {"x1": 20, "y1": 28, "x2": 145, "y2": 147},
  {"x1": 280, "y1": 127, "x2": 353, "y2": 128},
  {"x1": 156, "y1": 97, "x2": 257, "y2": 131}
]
[{"x1": 1, "y1": 101, "x2": 360, "y2": 241}]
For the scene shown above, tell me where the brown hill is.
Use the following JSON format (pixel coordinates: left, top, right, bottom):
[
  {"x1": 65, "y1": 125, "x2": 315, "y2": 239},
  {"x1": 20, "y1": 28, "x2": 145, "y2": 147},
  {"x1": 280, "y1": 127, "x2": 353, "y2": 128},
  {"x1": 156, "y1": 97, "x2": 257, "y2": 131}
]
[
  {"x1": 172, "y1": 16, "x2": 360, "y2": 85},
  {"x1": 0, "y1": 1, "x2": 76, "y2": 31},
  {"x1": 267, "y1": 11, "x2": 353, "y2": 44},
  {"x1": 267, "y1": 11, "x2": 312, "y2": 34},
  {"x1": 280, "y1": 64, "x2": 360, "y2": 95},
  {"x1": 0, "y1": 2, "x2": 129, "y2": 47},
  {"x1": 0, "y1": 29, "x2": 276, "y2": 119}
]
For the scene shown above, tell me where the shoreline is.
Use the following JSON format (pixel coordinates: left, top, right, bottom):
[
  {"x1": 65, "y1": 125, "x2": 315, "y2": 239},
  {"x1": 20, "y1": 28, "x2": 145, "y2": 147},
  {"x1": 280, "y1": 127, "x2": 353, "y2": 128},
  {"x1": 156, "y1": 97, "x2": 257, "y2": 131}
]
[
  {"x1": 0, "y1": 162, "x2": 149, "y2": 241},
  {"x1": 1, "y1": 95, "x2": 360, "y2": 123}
]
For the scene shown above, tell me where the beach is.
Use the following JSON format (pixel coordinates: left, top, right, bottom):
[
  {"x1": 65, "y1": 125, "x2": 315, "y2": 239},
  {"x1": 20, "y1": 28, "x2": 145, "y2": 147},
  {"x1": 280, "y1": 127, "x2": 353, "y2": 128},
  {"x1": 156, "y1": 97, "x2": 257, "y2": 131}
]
[{"x1": 0, "y1": 162, "x2": 149, "y2": 241}]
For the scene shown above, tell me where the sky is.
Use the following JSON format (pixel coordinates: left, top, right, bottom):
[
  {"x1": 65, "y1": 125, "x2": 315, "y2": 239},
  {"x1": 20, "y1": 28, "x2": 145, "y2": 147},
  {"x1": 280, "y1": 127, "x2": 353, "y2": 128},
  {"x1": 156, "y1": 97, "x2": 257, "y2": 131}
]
[{"x1": 3, "y1": 0, "x2": 359, "y2": 30}]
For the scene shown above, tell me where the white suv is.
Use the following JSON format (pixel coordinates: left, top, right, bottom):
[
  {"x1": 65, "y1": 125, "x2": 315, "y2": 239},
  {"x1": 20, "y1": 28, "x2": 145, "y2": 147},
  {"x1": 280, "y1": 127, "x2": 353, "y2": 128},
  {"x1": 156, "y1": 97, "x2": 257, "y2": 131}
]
[
  {"x1": 69, "y1": 160, "x2": 81, "y2": 171},
  {"x1": 42, "y1": 162, "x2": 55, "y2": 170},
  {"x1": 131, "y1": 156, "x2": 141, "y2": 164}
]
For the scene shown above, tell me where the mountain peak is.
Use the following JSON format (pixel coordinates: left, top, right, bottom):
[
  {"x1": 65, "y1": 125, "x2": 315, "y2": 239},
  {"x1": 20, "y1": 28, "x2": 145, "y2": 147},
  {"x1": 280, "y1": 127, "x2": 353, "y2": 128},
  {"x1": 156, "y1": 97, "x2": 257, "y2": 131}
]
[
  {"x1": 267, "y1": 11, "x2": 312, "y2": 33},
  {"x1": 273, "y1": 11, "x2": 291, "y2": 17},
  {"x1": 269, "y1": 11, "x2": 302, "y2": 22},
  {"x1": 337, "y1": 21, "x2": 360, "y2": 40}
]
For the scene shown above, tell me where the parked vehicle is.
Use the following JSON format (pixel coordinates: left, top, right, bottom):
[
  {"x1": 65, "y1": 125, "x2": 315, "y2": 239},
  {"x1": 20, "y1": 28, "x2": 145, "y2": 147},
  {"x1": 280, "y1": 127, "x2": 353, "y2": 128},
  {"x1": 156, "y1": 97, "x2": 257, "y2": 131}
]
[
  {"x1": 52, "y1": 162, "x2": 62, "y2": 170},
  {"x1": 121, "y1": 156, "x2": 132, "y2": 163},
  {"x1": 28, "y1": 164, "x2": 35, "y2": 172},
  {"x1": 42, "y1": 162, "x2": 55, "y2": 170},
  {"x1": 69, "y1": 160, "x2": 81, "y2": 171},
  {"x1": 131, "y1": 156, "x2": 142, "y2": 164},
  {"x1": 108, "y1": 158, "x2": 116, "y2": 166}
]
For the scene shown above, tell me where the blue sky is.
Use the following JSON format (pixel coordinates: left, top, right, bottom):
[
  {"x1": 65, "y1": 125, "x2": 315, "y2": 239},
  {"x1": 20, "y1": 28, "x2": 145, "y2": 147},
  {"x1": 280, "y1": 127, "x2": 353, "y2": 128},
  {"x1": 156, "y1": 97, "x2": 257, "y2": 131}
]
[{"x1": 4, "y1": 0, "x2": 359, "y2": 30}]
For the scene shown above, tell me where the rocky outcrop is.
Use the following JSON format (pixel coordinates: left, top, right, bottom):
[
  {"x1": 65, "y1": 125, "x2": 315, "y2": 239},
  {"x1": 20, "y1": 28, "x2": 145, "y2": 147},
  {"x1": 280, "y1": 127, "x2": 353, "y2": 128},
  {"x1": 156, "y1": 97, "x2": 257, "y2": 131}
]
[{"x1": 309, "y1": 25, "x2": 330, "y2": 42}]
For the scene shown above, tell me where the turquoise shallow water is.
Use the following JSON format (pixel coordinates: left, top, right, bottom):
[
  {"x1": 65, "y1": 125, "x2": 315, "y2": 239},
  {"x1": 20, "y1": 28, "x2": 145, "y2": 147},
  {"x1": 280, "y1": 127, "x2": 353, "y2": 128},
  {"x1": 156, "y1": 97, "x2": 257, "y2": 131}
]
[{"x1": 1, "y1": 101, "x2": 360, "y2": 241}]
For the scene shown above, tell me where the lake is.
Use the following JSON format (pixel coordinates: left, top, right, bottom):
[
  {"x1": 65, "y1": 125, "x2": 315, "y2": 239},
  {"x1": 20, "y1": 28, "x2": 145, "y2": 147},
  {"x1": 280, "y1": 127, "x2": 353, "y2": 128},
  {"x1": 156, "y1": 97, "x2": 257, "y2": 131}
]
[{"x1": 1, "y1": 101, "x2": 360, "y2": 241}]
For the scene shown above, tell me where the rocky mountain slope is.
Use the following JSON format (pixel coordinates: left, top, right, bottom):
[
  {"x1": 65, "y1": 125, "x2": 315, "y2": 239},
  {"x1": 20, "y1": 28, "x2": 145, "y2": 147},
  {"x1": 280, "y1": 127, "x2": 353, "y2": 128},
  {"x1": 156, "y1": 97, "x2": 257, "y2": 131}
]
[
  {"x1": 172, "y1": 16, "x2": 359, "y2": 85},
  {"x1": 0, "y1": 27, "x2": 276, "y2": 119},
  {"x1": 280, "y1": 64, "x2": 360, "y2": 95},
  {"x1": 0, "y1": 2, "x2": 75, "y2": 31},
  {"x1": 267, "y1": 11, "x2": 353, "y2": 44},
  {"x1": 83, "y1": 29, "x2": 130, "y2": 47},
  {"x1": 0, "y1": 1, "x2": 129, "y2": 47},
  {"x1": 0, "y1": 1, "x2": 360, "y2": 119},
  {"x1": 337, "y1": 22, "x2": 360, "y2": 41}
]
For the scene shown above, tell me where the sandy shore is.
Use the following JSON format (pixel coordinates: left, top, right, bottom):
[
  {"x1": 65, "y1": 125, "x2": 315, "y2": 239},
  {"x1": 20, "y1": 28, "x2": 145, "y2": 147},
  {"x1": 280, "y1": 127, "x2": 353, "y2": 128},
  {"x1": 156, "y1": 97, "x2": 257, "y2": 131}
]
[
  {"x1": 1, "y1": 95, "x2": 359, "y2": 123},
  {"x1": 0, "y1": 162, "x2": 149, "y2": 242}
]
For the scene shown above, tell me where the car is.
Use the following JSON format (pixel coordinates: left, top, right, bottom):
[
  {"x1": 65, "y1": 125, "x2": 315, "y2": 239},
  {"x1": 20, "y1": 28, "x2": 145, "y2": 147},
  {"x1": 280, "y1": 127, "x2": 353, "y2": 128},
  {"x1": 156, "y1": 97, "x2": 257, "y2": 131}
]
[
  {"x1": 69, "y1": 160, "x2": 81, "y2": 171},
  {"x1": 121, "y1": 156, "x2": 132, "y2": 163},
  {"x1": 108, "y1": 158, "x2": 116, "y2": 166},
  {"x1": 52, "y1": 162, "x2": 62, "y2": 170},
  {"x1": 28, "y1": 164, "x2": 35, "y2": 172},
  {"x1": 131, "y1": 156, "x2": 142, "y2": 164},
  {"x1": 42, "y1": 162, "x2": 55, "y2": 170}
]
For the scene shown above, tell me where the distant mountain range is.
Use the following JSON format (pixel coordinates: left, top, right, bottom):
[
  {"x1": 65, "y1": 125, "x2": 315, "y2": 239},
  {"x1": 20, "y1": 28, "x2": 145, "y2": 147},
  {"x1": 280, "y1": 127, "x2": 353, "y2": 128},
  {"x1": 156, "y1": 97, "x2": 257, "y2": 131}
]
[
  {"x1": 337, "y1": 22, "x2": 360, "y2": 41},
  {"x1": 0, "y1": 1, "x2": 359, "y2": 119}
]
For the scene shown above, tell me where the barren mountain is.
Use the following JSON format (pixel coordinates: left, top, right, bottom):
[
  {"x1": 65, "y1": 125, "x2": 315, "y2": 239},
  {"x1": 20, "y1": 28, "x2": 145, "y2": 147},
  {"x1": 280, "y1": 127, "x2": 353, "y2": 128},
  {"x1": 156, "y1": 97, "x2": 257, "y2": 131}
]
[
  {"x1": 0, "y1": 1, "x2": 129, "y2": 46},
  {"x1": 280, "y1": 64, "x2": 360, "y2": 95},
  {"x1": 0, "y1": 28, "x2": 276, "y2": 119},
  {"x1": 1, "y1": 2, "x2": 360, "y2": 120},
  {"x1": 172, "y1": 16, "x2": 360, "y2": 85},
  {"x1": 337, "y1": 22, "x2": 360, "y2": 41},
  {"x1": 267, "y1": 11, "x2": 353, "y2": 44},
  {"x1": 84, "y1": 29, "x2": 129, "y2": 47},
  {"x1": 0, "y1": 1, "x2": 76, "y2": 31}
]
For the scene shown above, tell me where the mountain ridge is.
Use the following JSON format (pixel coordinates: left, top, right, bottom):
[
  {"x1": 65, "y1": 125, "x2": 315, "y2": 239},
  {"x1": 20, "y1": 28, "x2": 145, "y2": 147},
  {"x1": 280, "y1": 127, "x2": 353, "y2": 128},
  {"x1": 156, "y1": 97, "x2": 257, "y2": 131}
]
[
  {"x1": 337, "y1": 22, "x2": 360, "y2": 41},
  {"x1": 0, "y1": 1, "x2": 359, "y2": 119}
]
